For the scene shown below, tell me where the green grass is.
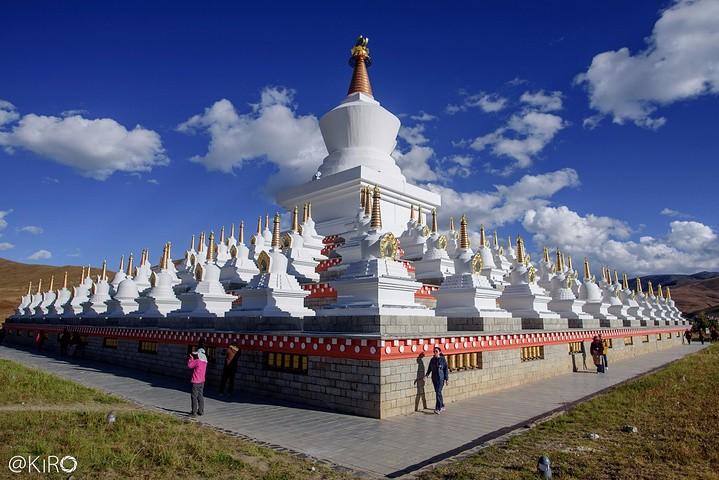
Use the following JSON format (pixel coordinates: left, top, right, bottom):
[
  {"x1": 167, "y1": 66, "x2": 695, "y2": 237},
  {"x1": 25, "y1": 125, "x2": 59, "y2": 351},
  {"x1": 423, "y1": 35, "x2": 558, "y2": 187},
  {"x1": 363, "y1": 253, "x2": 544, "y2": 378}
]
[
  {"x1": 0, "y1": 359, "x2": 121, "y2": 405},
  {"x1": 419, "y1": 343, "x2": 719, "y2": 480}
]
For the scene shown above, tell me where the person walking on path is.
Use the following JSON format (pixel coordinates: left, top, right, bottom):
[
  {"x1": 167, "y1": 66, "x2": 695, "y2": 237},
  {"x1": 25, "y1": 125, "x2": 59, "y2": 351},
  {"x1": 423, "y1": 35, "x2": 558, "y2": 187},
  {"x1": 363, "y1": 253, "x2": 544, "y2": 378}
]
[
  {"x1": 590, "y1": 336, "x2": 604, "y2": 374},
  {"x1": 425, "y1": 346, "x2": 449, "y2": 414},
  {"x1": 219, "y1": 343, "x2": 240, "y2": 396},
  {"x1": 580, "y1": 341, "x2": 588, "y2": 370},
  {"x1": 187, "y1": 346, "x2": 208, "y2": 417},
  {"x1": 684, "y1": 329, "x2": 692, "y2": 345},
  {"x1": 59, "y1": 328, "x2": 71, "y2": 356},
  {"x1": 698, "y1": 330, "x2": 705, "y2": 345},
  {"x1": 599, "y1": 334, "x2": 609, "y2": 371}
]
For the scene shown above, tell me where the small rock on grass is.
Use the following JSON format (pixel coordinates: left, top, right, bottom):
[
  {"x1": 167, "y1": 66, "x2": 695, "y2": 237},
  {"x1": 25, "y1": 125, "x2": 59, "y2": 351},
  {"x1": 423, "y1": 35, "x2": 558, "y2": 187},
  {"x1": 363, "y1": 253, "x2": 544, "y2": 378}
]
[
  {"x1": 586, "y1": 432, "x2": 600, "y2": 440},
  {"x1": 622, "y1": 425, "x2": 638, "y2": 433}
]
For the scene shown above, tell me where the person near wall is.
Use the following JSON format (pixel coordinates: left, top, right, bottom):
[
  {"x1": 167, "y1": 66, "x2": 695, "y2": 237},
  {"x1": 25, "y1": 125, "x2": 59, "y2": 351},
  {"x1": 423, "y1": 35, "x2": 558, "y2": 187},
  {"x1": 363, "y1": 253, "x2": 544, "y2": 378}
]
[
  {"x1": 580, "y1": 341, "x2": 588, "y2": 370},
  {"x1": 590, "y1": 336, "x2": 604, "y2": 374},
  {"x1": 219, "y1": 343, "x2": 240, "y2": 397},
  {"x1": 599, "y1": 333, "x2": 609, "y2": 371},
  {"x1": 187, "y1": 346, "x2": 208, "y2": 417},
  {"x1": 59, "y1": 328, "x2": 71, "y2": 355},
  {"x1": 684, "y1": 329, "x2": 692, "y2": 345},
  {"x1": 425, "y1": 346, "x2": 449, "y2": 414}
]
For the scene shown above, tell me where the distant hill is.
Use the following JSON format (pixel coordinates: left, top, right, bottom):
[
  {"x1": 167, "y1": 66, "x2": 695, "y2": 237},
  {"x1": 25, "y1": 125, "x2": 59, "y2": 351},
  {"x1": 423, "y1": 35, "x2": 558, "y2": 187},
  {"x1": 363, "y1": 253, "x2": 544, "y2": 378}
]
[
  {"x1": 0, "y1": 258, "x2": 111, "y2": 322},
  {"x1": 629, "y1": 272, "x2": 719, "y2": 316}
]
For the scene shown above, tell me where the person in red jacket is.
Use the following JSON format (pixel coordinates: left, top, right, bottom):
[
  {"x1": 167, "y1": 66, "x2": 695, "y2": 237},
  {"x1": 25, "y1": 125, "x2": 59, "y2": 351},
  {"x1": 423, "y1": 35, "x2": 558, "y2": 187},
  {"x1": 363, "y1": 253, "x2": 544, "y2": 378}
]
[{"x1": 187, "y1": 347, "x2": 208, "y2": 417}]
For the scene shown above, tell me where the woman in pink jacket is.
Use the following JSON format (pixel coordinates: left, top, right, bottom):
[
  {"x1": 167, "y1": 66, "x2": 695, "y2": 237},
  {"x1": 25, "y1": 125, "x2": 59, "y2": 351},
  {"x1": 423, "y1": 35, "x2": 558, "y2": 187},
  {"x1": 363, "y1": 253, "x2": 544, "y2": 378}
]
[{"x1": 187, "y1": 347, "x2": 208, "y2": 417}]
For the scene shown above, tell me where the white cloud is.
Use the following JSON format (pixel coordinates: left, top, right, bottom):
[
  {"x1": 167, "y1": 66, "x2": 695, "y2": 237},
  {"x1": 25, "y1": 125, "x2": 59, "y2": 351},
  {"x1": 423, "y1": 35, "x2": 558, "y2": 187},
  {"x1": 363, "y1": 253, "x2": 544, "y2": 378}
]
[
  {"x1": 178, "y1": 87, "x2": 326, "y2": 192},
  {"x1": 427, "y1": 168, "x2": 580, "y2": 229},
  {"x1": 519, "y1": 90, "x2": 563, "y2": 112},
  {"x1": 0, "y1": 242, "x2": 14, "y2": 251},
  {"x1": 446, "y1": 92, "x2": 507, "y2": 114},
  {"x1": 28, "y1": 249, "x2": 52, "y2": 260},
  {"x1": 437, "y1": 155, "x2": 473, "y2": 178},
  {"x1": 66, "y1": 249, "x2": 81, "y2": 258},
  {"x1": 522, "y1": 205, "x2": 719, "y2": 275},
  {"x1": 392, "y1": 124, "x2": 438, "y2": 183},
  {"x1": 0, "y1": 209, "x2": 11, "y2": 231},
  {"x1": 410, "y1": 111, "x2": 436, "y2": 122},
  {"x1": 147, "y1": 179, "x2": 159, "y2": 185},
  {"x1": 0, "y1": 100, "x2": 19, "y2": 127},
  {"x1": 470, "y1": 111, "x2": 567, "y2": 174},
  {"x1": 41, "y1": 176, "x2": 60, "y2": 184},
  {"x1": 660, "y1": 207, "x2": 692, "y2": 219},
  {"x1": 0, "y1": 107, "x2": 168, "y2": 180},
  {"x1": 19, "y1": 225, "x2": 43, "y2": 235},
  {"x1": 575, "y1": 0, "x2": 719, "y2": 128}
]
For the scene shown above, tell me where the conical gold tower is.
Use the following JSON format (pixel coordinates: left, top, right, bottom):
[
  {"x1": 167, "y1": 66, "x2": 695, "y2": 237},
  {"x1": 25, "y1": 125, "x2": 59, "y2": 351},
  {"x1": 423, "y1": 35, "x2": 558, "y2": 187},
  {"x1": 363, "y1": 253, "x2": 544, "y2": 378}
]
[
  {"x1": 370, "y1": 186, "x2": 382, "y2": 230},
  {"x1": 347, "y1": 36, "x2": 373, "y2": 97}
]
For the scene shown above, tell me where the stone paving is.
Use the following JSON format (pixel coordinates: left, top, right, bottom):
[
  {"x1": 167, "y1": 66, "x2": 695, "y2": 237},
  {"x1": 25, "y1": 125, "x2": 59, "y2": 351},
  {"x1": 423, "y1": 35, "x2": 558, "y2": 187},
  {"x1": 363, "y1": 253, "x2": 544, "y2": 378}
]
[{"x1": 0, "y1": 343, "x2": 706, "y2": 478}]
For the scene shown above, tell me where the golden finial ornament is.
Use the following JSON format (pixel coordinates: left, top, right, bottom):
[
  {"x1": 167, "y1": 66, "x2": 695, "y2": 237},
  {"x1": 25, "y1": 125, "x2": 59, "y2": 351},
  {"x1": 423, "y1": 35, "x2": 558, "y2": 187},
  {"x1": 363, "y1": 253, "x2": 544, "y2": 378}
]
[
  {"x1": 364, "y1": 189, "x2": 371, "y2": 216},
  {"x1": 542, "y1": 246, "x2": 549, "y2": 263},
  {"x1": 80, "y1": 267, "x2": 85, "y2": 283},
  {"x1": 636, "y1": 277, "x2": 643, "y2": 294},
  {"x1": 516, "y1": 237, "x2": 526, "y2": 264},
  {"x1": 292, "y1": 206, "x2": 299, "y2": 232},
  {"x1": 648, "y1": 280, "x2": 654, "y2": 296},
  {"x1": 49, "y1": 275, "x2": 54, "y2": 291},
  {"x1": 418, "y1": 206, "x2": 424, "y2": 226},
  {"x1": 410, "y1": 204, "x2": 415, "y2": 222},
  {"x1": 583, "y1": 257, "x2": 591, "y2": 280},
  {"x1": 101, "y1": 260, "x2": 107, "y2": 281},
  {"x1": 360, "y1": 186, "x2": 366, "y2": 209},
  {"x1": 657, "y1": 284, "x2": 664, "y2": 299},
  {"x1": 87, "y1": 265, "x2": 92, "y2": 279},
  {"x1": 307, "y1": 202, "x2": 313, "y2": 219},
  {"x1": 167, "y1": 242, "x2": 172, "y2": 269},
  {"x1": 459, "y1": 215, "x2": 470, "y2": 249},
  {"x1": 271, "y1": 213, "x2": 281, "y2": 248},
  {"x1": 37, "y1": 278, "x2": 42, "y2": 294},
  {"x1": 667, "y1": 287, "x2": 672, "y2": 300},
  {"x1": 118, "y1": 255, "x2": 124, "y2": 273},
  {"x1": 63, "y1": 271, "x2": 68, "y2": 289},
  {"x1": 206, "y1": 232, "x2": 215, "y2": 262},
  {"x1": 230, "y1": 223, "x2": 235, "y2": 240},
  {"x1": 623, "y1": 273, "x2": 629, "y2": 290},
  {"x1": 567, "y1": 255, "x2": 573, "y2": 271},
  {"x1": 347, "y1": 35, "x2": 373, "y2": 97},
  {"x1": 256, "y1": 217, "x2": 262, "y2": 235},
  {"x1": 480, "y1": 225, "x2": 487, "y2": 248},
  {"x1": 431, "y1": 209, "x2": 438, "y2": 234},
  {"x1": 220, "y1": 226, "x2": 225, "y2": 244},
  {"x1": 555, "y1": 248, "x2": 564, "y2": 272},
  {"x1": 614, "y1": 270, "x2": 619, "y2": 285},
  {"x1": 27, "y1": 281, "x2": 32, "y2": 295},
  {"x1": 493, "y1": 230, "x2": 499, "y2": 248},
  {"x1": 127, "y1": 253, "x2": 134, "y2": 276},
  {"x1": 303, "y1": 203, "x2": 309, "y2": 223},
  {"x1": 370, "y1": 186, "x2": 382, "y2": 229},
  {"x1": 239, "y1": 221, "x2": 245, "y2": 244}
]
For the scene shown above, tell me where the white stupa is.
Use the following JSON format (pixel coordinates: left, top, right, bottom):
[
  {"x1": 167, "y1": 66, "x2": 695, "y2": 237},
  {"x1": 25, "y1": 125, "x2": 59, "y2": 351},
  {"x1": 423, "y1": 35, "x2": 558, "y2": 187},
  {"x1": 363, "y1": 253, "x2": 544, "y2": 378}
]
[
  {"x1": 109, "y1": 256, "x2": 127, "y2": 295},
  {"x1": 414, "y1": 209, "x2": 455, "y2": 284},
  {"x1": 220, "y1": 221, "x2": 260, "y2": 288},
  {"x1": 615, "y1": 272, "x2": 641, "y2": 326},
  {"x1": 249, "y1": 217, "x2": 269, "y2": 261},
  {"x1": 606, "y1": 269, "x2": 635, "y2": 324},
  {"x1": 665, "y1": 287, "x2": 684, "y2": 324},
  {"x1": 597, "y1": 267, "x2": 623, "y2": 327},
  {"x1": 435, "y1": 215, "x2": 510, "y2": 319},
  {"x1": 215, "y1": 226, "x2": 232, "y2": 266},
  {"x1": 300, "y1": 203, "x2": 328, "y2": 261},
  {"x1": 643, "y1": 281, "x2": 663, "y2": 325},
  {"x1": 318, "y1": 186, "x2": 431, "y2": 316},
  {"x1": 135, "y1": 244, "x2": 182, "y2": 317},
  {"x1": 277, "y1": 36, "x2": 440, "y2": 237},
  {"x1": 476, "y1": 225, "x2": 506, "y2": 288},
  {"x1": 399, "y1": 205, "x2": 429, "y2": 260},
  {"x1": 332, "y1": 188, "x2": 373, "y2": 269},
  {"x1": 490, "y1": 230, "x2": 512, "y2": 274},
  {"x1": 64, "y1": 268, "x2": 91, "y2": 317},
  {"x1": 173, "y1": 233, "x2": 236, "y2": 318},
  {"x1": 284, "y1": 206, "x2": 321, "y2": 282},
  {"x1": 579, "y1": 258, "x2": 616, "y2": 323},
  {"x1": 83, "y1": 260, "x2": 112, "y2": 316},
  {"x1": 546, "y1": 249, "x2": 598, "y2": 327},
  {"x1": 227, "y1": 213, "x2": 314, "y2": 317},
  {"x1": 15, "y1": 281, "x2": 33, "y2": 317},
  {"x1": 654, "y1": 285, "x2": 672, "y2": 325},
  {"x1": 498, "y1": 237, "x2": 560, "y2": 323},
  {"x1": 48, "y1": 272, "x2": 71, "y2": 318},
  {"x1": 537, "y1": 247, "x2": 555, "y2": 292},
  {"x1": 133, "y1": 249, "x2": 153, "y2": 294},
  {"x1": 26, "y1": 279, "x2": 44, "y2": 317},
  {"x1": 36, "y1": 275, "x2": 56, "y2": 317},
  {"x1": 106, "y1": 254, "x2": 140, "y2": 317},
  {"x1": 446, "y1": 217, "x2": 459, "y2": 259}
]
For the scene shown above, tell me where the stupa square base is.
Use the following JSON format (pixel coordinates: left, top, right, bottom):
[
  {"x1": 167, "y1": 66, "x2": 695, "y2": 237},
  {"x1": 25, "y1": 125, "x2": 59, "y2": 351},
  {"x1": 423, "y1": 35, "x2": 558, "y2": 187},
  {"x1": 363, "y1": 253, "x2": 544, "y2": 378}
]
[
  {"x1": 447, "y1": 316, "x2": 520, "y2": 332},
  {"x1": 600, "y1": 318, "x2": 625, "y2": 328},
  {"x1": 521, "y1": 317, "x2": 570, "y2": 330},
  {"x1": 568, "y1": 318, "x2": 601, "y2": 329},
  {"x1": 303, "y1": 314, "x2": 447, "y2": 336}
]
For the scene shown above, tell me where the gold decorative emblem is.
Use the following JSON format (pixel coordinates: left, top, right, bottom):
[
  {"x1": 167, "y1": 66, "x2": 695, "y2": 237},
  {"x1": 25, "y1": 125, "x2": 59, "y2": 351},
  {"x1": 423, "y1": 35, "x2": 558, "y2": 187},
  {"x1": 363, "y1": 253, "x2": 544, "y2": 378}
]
[
  {"x1": 189, "y1": 254, "x2": 196, "y2": 266},
  {"x1": 257, "y1": 251, "x2": 271, "y2": 273},
  {"x1": 470, "y1": 253, "x2": 483, "y2": 273},
  {"x1": 437, "y1": 234, "x2": 448, "y2": 250},
  {"x1": 283, "y1": 232, "x2": 292, "y2": 249},
  {"x1": 379, "y1": 233, "x2": 399, "y2": 259},
  {"x1": 250, "y1": 236, "x2": 257, "y2": 246},
  {"x1": 528, "y1": 265, "x2": 537, "y2": 284},
  {"x1": 498, "y1": 246, "x2": 504, "y2": 256},
  {"x1": 421, "y1": 225, "x2": 430, "y2": 237},
  {"x1": 229, "y1": 245, "x2": 238, "y2": 259},
  {"x1": 565, "y1": 274, "x2": 573, "y2": 289},
  {"x1": 193, "y1": 265, "x2": 202, "y2": 282}
]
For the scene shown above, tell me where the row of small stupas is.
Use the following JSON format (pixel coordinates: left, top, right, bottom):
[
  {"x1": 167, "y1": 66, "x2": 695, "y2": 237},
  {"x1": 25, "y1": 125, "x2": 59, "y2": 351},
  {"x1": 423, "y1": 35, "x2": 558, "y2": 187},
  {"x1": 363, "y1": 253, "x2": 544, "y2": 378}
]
[{"x1": 13, "y1": 184, "x2": 685, "y2": 328}]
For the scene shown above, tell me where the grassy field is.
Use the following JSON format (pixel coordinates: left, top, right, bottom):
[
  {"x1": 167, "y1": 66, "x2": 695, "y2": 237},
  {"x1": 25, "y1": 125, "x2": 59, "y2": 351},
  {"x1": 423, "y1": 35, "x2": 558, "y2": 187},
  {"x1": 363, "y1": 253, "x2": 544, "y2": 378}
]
[
  {"x1": 418, "y1": 343, "x2": 719, "y2": 480},
  {"x1": 0, "y1": 359, "x2": 346, "y2": 480}
]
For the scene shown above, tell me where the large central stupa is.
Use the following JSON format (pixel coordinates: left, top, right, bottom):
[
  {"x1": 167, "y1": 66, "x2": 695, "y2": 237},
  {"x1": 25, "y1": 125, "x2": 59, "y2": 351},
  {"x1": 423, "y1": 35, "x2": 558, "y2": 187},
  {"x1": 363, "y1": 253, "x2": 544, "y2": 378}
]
[{"x1": 278, "y1": 37, "x2": 441, "y2": 236}]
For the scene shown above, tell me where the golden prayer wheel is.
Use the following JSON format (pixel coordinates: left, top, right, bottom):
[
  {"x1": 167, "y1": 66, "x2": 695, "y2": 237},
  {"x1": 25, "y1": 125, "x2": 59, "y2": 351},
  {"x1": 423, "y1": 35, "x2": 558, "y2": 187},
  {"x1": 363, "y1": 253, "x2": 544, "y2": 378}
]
[
  {"x1": 456, "y1": 353, "x2": 464, "y2": 370},
  {"x1": 470, "y1": 352, "x2": 478, "y2": 368},
  {"x1": 448, "y1": 354, "x2": 456, "y2": 371}
]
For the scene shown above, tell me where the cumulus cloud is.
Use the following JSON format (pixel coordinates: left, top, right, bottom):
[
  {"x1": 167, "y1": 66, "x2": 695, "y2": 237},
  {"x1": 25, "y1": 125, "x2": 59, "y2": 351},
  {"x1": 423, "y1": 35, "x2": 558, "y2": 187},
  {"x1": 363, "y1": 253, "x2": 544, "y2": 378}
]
[
  {"x1": 0, "y1": 104, "x2": 168, "y2": 180},
  {"x1": 410, "y1": 111, "x2": 436, "y2": 122},
  {"x1": 427, "y1": 168, "x2": 580, "y2": 230},
  {"x1": 660, "y1": 207, "x2": 692, "y2": 219},
  {"x1": 392, "y1": 124, "x2": 438, "y2": 183},
  {"x1": 0, "y1": 100, "x2": 19, "y2": 127},
  {"x1": 522, "y1": 205, "x2": 719, "y2": 275},
  {"x1": 28, "y1": 249, "x2": 52, "y2": 260},
  {"x1": 437, "y1": 155, "x2": 474, "y2": 179},
  {"x1": 0, "y1": 242, "x2": 14, "y2": 251},
  {"x1": 470, "y1": 111, "x2": 567, "y2": 174},
  {"x1": 178, "y1": 87, "x2": 326, "y2": 192},
  {"x1": 0, "y1": 209, "x2": 11, "y2": 231},
  {"x1": 446, "y1": 92, "x2": 507, "y2": 114},
  {"x1": 519, "y1": 90, "x2": 563, "y2": 112},
  {"x1": 575, "y1": 0, "x2": 719, "y2": 128},
  {"x1": 19, "y1": 225, "x2": 43, "y2": 235}
]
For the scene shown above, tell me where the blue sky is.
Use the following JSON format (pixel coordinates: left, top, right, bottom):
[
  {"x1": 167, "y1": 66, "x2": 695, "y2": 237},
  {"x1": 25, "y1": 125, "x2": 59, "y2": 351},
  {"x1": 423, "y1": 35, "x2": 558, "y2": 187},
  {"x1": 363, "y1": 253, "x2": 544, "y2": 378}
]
[{"x1": 1, "y1": 0, "x2": 717, "y2": 275}]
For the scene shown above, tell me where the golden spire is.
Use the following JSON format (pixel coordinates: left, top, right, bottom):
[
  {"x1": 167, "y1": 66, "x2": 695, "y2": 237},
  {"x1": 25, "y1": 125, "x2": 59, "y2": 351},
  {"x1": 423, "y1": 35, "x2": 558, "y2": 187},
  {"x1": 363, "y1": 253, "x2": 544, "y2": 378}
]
[
  {"x1": 101, "y1": 260, "x2": 107, "y2": 281},
  {"x1": 431, "y1": 209, "x2": 438, "y2": 234},
  {"x1": 127, "y1": 253, "x2": 134, "y2": 276},
  {"x1": 583, "y1": 257, "x2": 590, "y2": 280},
  {"x1": 555, "y1": 248, "x2": 564, "y2": 272},
  {"x1": 63, "y1": 271, "x2": 68, "y2": 289},
  {"x1": 160, "y1": 244, "x2": 167, "y2": 270},
  {"x1": 516, "y1": 237, "x2": 526, "y2": 264},
  {"x1": 542, "y1": 246, "x2": 549, "y2": 263},
  {"x1": 303, "y1": 203, "x2": 309, "y2": 223},
  {"x1": 190, "y1": 234, "x2": 195, "y2": 251},
  {"x1": 265, "y1": 214, "x2": 270, "y2": 231},
  {"x1": 370, "y1": 186, "x2": 382, "y2": 229},
  {"x1": 307, "y1": 202, "x2": 313, "y2": 219},
  {"x1": 648, "y1": 280, "x2": 654, "y2": 296},
  {"x1": 271, "y1": 213, "x2": 281, "y2": 248},
  {"x1": 410, "y1": 205, "x2": 415, "y2": 222},
  {"x1": 37, "y1": 278, "x2": 42, "y2": 294},
  {"x1": 364, "y1": 189, "x2": 371, "y2": 216},
  {"x1": 449, "y1": 217, "x2": 455, "y2": 232},
  {"x1": 493, "y1": 230, "x2": 499, "y2": 248},
  {"x1": 292, "y1": 206, "x2": 299, "y2": 232},
  {"x1": 27, "y1": 281, "x2": 32, "y2": 295},
  {"x1": 256, "y1": 217, "x2": 262, "y2": 235},
  {"x1": 347, "y1": 35, "x2": 373, "y2": 97},
  {"x1": 614, "y1": 270, "x2": 619, "y2": 285},
  {"x1": 418, "y1": 206, "x2": 423, "y2": 226},
  {"x1": 666, "y1": 287, "x2": 672, "y2": 300},
  {"x1": 657, "y1": 284, "x2": 664, "y2": 299},
  {"x1": 623, "y1": 273, "x2": 629, "y2": 290},
  {"x1": 360, "y1": 186, "x2": 366, "y2": 209},
  {"x1": 480, "y1": 225, "x2": 487, "y2": 248},
  {"x1": 459, "y1": 215, "x2": 470, "y2": 249},
  {"x1": 167, "y1": 242, "x2": 172, "y2": 269},
  {"x1": 198, "y1": 233, "x2": 205, "y2": 252},
  {"x1": 220, "y1": 226, "x2": 225, "y2": 244},
  {"x1": 87, "y1": 265, "x2": 92, "y2": 279},
  {"x1": 636, "y1": 277, "x2": 643, "y2": 294},
  {"x1": 118, "y1": 255, "x2": 124, "y2": 273},
  {"x1": 230, "y1": 223, "x2": 235, "y2": 240},
  {"x1": 206, "y1": 232, "x2": 215, "y2": 261},
  {"x1": 567, "y1": 255, "x2": 573, "y2": 271},
  {"x1": 80, "y1": 266, "x2": 85, "y2": 283},
  {"x1": 49, "y1": 275, "x2": 54, "y2": 291},
  {"x1": 239, "y1": 221, "x2": 245, "y2": 244}
]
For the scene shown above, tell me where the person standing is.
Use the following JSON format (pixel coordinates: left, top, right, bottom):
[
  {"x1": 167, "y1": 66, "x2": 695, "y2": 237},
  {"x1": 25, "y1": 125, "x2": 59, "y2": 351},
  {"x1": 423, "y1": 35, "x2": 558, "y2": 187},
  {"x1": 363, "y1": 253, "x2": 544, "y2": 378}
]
[
  {"x1": 684, "y1": 329, "x2": 692, "y2": 345},
  {"x1": 219, "y1": 343, "x2": 240, "y2": 396},
  {"x1": 580, "y1": 341, "x2": 588, "y2": 370},
  {"x1": 59, "y1": 328, "x2": 71, "y2": 356},
  {"x1": 590, "y1": 336, "x2": 604, "y2": 373},
  {"x1": 425, "y1": 346, "x2": 449, "y2": 414},
  {"x1": 187, "y1": 347, "x2": 208, "y2": 417},
  {"x1": 599, "y1": 334, "x2": 609, "y2": 371}
]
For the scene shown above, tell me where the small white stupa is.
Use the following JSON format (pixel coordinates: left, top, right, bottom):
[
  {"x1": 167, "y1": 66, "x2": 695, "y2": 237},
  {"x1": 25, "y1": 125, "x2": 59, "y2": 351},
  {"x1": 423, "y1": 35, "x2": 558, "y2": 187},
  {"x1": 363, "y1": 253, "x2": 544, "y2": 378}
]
[
  {"x1": 16, "y1": 281, "x2": 33, "y2": 317},
  {"x1": 332, "y1": 189, "x2": 373, "y2": 268},
  {"x1": 490, "y1": 230, "x2": 512, "y2": 274},
  {"x1": 107, "y1": 253, "x2": 140, "y2": 317},
  {"x1": 597, "y1": 267, "x2": 623, "y2": 327},
  {"x1": 64, "y1": 268, "x2": 91, "y2": 317},
  {"x1": 654, "y1": 285, "x2": 672, "y2": 325},
  {"x1": 446, "y1": 217, "x2": 459, "y2": 258},
  {"x1": 83, "y1": 260, "x2": 112, "y2": 316},
  {"x1": 579, "y1": 258, "x2": 616, "y2": 323},
  {"x1": 616, "y1": 273, "x2": 641, "y2": 326},
  {"x1": 133, "y1": 249, "x2": 153, "y2": 293},
  {"x1": 135, "y1": 243, "x2": 182, "y2": 317},
  {"x1": 546, "y1": 248, "x2": 598, "y2": 328},
  {"x1": 173, "y1": 233, "x2": 236, "y2": 318},
  {"x1": 537, "y1": 247, "x2": 555, "y2": 292},
  {"x1": 476, "y1": 225, "x2": 506, "y2": 288},
  {"x1": 435, "y1": 215, "x2": 510, "y2": 320},
  {"x1": 643, "y1": 281, "x2": 662, "y2": 325},
  {"x1": 498, "y1": 237, "x2": 560, "y2": 325},
  {"x1": 36, "y1": 275, "x2": 56, "y2": 317},
  {"x1": 215, "y1": 226, "x2": 232, "y2": 266},
  {"x1": 606, "y1": 270, "x2": 635, "y2": 324},
  {"x1": 109, "y1": 256, "x2": 126, "y2": 295},
  {"x1": 227, "y1": 213, "x2": 314, "y2": 317},
  {"x1": 318, "y1": 186, "x2": 431, "y2": 316},
  {"x1": 249, "y1": 217, "x2": 269, "y2": 261},
  {"x1": 414, "y1": 209, "x2": 455, "y2": 284},
  {"x1": 177, "y1": 235, "x2": 200, "y2": 291},
  {"x1": 299, "y1": 202, "x2": 327, "y2": 261},
  {"x1": 26, "y1": 279, "x2": 44, "y2": 317},
  {"x1": 220, "y1": 221, "x2": 260, "y2": 288},
  {"x1": 399, "y1": 205, "x2": 429, "y2": 260},
  {"x1": 284, "y1": 206, "x2": 321, "y2": 283},
  {"x1": 48, "y1": 272, "x2": 71, "y2": 318},
  {"x1": 665, "y1": 287, "x2": 684, "y2": 324}
]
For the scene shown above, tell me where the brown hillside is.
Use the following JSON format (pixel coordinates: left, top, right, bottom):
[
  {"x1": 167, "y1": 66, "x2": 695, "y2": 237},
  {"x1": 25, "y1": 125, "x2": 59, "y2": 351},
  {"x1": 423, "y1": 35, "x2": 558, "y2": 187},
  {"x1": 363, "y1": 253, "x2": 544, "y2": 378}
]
[
  {"x1": 672, "y1": 277, "x2": 719, "y2": 314},
  {"x1": 0, "y1": 258, "x2": 112, "y2": 322}
]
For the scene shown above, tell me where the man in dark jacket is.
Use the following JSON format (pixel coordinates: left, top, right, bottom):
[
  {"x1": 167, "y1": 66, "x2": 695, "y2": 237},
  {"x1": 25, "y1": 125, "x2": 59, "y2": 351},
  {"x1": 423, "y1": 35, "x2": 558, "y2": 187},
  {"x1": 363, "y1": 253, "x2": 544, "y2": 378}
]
[
  {"x1": 219, "y1": 343, "x2": 240, "y2": 396},
  {"x1": 590, "y1": 336, "x2": 604, "y2": 373},
  {"x1": 425, "y1": 346, "x2": 449, "y2": 414}
]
